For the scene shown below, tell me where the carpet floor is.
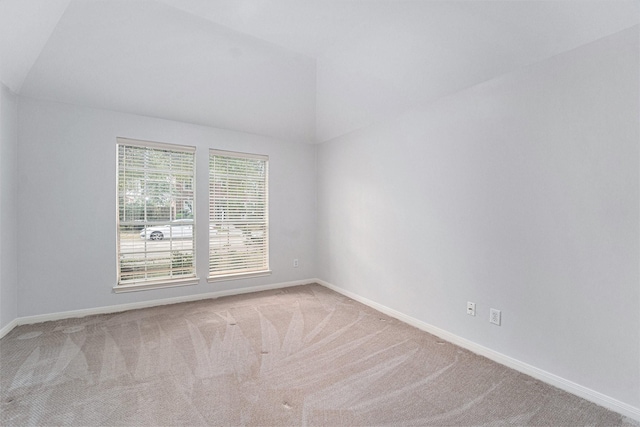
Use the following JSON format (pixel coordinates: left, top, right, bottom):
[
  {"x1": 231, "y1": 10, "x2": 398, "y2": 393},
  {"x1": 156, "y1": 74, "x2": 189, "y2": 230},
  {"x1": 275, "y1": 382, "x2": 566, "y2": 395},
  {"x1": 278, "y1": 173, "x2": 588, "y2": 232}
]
[{"x1": 1, "y1": 284, "x2": 637, "y2": 426}]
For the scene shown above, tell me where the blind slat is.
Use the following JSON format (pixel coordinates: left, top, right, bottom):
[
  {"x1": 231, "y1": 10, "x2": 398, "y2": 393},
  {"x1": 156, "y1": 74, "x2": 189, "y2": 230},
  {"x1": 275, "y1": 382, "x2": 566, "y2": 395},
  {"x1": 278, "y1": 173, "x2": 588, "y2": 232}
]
[{"x1": 209, "y1": 150, "x2": 269, "y2": 277}]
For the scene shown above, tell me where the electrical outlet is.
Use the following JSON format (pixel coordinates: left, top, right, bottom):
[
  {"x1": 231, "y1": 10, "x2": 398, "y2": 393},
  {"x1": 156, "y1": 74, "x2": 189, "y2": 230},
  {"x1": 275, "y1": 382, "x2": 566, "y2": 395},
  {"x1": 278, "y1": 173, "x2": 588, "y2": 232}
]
[
  {"x1": 489, "y1": 308, "x2": 501, "y2": 326},
  {"x1": 466, "y1": 302, "x2": 476, "y2": 316},
  {"x1": 293, "y1": 259, "x2": 299, "y2": 268}
]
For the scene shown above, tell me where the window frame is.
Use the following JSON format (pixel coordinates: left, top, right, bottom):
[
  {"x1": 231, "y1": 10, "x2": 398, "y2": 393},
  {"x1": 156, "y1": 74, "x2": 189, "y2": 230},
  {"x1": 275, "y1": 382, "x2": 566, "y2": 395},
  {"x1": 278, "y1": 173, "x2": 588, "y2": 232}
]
[
  {"x1": 115, "y1": 137, "x2": 198, "y2": 293},
  {"x1": 208, "y1": 149, "x2": 270, "y2": 282}
]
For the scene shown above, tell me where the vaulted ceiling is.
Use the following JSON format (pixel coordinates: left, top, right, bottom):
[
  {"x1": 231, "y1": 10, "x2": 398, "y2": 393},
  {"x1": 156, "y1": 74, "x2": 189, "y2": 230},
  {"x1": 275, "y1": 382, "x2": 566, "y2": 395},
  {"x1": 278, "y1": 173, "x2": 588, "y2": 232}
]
[{"x1": 1, "y1": 0, "x2": 638, "y2": 143}]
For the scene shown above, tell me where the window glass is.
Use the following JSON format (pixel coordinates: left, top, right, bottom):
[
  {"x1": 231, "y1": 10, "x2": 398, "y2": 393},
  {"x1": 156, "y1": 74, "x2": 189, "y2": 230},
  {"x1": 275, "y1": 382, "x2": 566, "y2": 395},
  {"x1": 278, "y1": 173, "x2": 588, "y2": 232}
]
[
  {"x1": 117, "y1": 139, "x2": 196, "y2": 288},
  {"x1": 209, "y1": 150, "x2": 269, "y2": 279}
]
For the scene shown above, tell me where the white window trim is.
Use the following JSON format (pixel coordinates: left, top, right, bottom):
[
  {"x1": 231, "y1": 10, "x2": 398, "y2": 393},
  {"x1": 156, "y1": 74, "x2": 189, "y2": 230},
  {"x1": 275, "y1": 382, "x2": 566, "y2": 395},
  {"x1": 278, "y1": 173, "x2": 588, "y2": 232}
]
[
  {"x1": 207, "y1": 270, "x2": 272, "y2": 283},
  {"x1": 113, "y1": 277, "x2": 200, "y2": 293},
  {"x1": 117, "y1": 137, "x2": 196, "y2": 153},
  {"x1": 115, "y1": 137, "x2": 199, "y2": 290}
]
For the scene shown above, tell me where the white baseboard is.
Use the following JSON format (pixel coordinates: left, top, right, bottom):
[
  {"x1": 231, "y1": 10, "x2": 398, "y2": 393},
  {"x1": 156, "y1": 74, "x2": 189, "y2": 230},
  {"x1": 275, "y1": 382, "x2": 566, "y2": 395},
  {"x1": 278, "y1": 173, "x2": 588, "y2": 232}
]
[
  {"x1": 315, "y1": 279, "x2": 640, "y2": 422},
  {"x1": 4, "y1": 278, "x2": 639, "y2": 421},
  {"x1": 1, "y1": 278, "x2": 314, "y2": 336},
  {"x1": 0, "y1": 318, "x2": 19, "y2": 339}
]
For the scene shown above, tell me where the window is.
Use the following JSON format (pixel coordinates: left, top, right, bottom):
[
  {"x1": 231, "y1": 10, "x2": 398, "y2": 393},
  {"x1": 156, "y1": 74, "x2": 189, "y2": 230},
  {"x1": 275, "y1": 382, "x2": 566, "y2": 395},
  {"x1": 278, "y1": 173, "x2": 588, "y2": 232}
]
[
  {"x1": 209, "y1": 149, "x2": 269, "y2": 280},
  {"x1": 116, "y1": 138, "x2": 197, "y2": 292}
]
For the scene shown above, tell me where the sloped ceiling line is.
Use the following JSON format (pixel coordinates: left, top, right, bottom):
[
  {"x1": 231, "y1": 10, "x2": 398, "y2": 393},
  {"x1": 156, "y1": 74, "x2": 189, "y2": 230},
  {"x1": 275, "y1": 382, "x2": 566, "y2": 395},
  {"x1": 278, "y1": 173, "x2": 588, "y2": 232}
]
[
  {"x1": 1, "y1": 0, "x2": 638, "y2": 143},
  {"x1": 0, "y1": 0, "x2": 71, "y2": 93}
]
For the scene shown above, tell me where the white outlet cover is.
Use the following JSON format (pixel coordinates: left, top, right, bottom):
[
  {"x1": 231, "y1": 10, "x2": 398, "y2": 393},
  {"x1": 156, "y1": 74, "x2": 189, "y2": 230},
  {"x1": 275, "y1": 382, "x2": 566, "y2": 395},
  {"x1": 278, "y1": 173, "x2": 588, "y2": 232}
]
[
  {"x1": 490, "y1": 308, "x2": 501, "y2": 325},
  {"x1": 466, "y1": 302, "x2": 476, "y2": 316}
]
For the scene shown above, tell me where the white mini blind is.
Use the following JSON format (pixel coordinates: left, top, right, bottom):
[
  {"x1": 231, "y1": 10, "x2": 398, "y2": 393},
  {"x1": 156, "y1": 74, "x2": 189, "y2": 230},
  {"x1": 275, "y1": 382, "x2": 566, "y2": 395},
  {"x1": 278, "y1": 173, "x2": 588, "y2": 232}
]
[
  {"x1": 117, "y1": 138, "x2": 196, "y2": 287},
  {"x1": 209, "y1": 150, "x2": 269, "y2": 279}
]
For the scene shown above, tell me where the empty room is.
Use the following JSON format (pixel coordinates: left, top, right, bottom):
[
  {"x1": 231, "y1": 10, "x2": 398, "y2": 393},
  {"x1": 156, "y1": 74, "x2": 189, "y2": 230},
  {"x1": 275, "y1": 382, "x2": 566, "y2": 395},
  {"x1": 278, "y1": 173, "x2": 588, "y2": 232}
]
[{"x1": 1, "y1": 0, "x2": 639, "y2": 425}]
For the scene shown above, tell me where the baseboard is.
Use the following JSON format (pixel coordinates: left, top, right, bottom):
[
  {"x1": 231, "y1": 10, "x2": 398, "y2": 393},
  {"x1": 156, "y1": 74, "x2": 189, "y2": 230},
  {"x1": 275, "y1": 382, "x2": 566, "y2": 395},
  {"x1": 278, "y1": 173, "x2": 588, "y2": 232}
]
[
  {"x1": 4, "y1": 278, "x2": 315, "y2": 333},
  {"x1": 315, "y1": 279, "x2": 640, "y2": 422},
  {"x1": 0, "y1": 318, "x2": 19, "y2": 339},
  {"x1": 5, "y1": 278, "x2": 639, "y2": 421}
]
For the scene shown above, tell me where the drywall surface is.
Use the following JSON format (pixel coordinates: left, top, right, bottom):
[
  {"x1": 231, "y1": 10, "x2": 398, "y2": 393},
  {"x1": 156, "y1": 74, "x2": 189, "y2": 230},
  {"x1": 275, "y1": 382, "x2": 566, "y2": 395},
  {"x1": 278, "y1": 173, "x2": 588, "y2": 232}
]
[
  {"x1": 0, "y1": 84, "x2": 19, "y2": 330},
  {"x1": 317, "y1": 27, "x2": 639, "y2": 408},
  {"x1": 17, "y1": 98, "x2": 316, "y2": 316}
]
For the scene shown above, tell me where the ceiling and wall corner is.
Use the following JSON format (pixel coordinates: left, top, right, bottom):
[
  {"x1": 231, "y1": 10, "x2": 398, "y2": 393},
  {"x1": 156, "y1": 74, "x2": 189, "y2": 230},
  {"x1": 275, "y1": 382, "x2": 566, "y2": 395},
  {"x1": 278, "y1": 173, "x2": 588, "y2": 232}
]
[
  {"x1": 0, "y1": 0, "x2": 638, "y2": 143},
  {"x1": 314, "y1": 1, "x2": 640, "y2": 141},
  {"x1": 0, "y1": 83, "x2": 19, "y2": 332},
  {"x1": 0, "y1": 0, "x2": 71, "y2": 93}
]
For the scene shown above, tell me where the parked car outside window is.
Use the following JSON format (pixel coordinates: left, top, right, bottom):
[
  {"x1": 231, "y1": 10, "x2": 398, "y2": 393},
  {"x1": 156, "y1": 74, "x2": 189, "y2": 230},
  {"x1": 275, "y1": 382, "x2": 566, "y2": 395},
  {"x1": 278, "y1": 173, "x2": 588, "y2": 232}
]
[{"x1": 139, "y1": 219, "x2": 193, "y2": 240}]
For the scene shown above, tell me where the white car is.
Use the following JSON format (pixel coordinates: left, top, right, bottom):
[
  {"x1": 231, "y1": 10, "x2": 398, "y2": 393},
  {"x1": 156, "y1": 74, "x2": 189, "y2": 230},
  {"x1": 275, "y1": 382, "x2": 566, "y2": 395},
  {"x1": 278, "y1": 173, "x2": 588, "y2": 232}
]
[
  {"x1": 139, "y1": 220, "x2": 249, "y2": 244},
  {"x1": 140, "y1": 219, "x2": 193, "y2": 240}
]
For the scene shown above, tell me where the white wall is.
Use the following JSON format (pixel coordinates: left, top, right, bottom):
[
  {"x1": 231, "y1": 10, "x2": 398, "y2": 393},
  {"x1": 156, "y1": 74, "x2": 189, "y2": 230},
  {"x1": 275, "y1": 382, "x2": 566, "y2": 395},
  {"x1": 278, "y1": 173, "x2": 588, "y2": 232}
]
[
  {"x1": 317, "y1": 27, "x2": 639, "y2": 409},
  {"x1": 0, "y1": 83, "x2": 19, "y2": 330},
  {"x1": 17, "y1": 98, "x2": 316, "y2": 317}
]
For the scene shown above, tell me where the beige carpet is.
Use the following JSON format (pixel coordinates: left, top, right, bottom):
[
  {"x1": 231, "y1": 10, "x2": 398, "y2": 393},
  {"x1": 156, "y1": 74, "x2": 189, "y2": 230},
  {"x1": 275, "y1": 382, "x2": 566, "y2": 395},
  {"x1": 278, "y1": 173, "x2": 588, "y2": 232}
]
[{"x1": 1, "y1": 284, "x2": 637, "y2": 426}]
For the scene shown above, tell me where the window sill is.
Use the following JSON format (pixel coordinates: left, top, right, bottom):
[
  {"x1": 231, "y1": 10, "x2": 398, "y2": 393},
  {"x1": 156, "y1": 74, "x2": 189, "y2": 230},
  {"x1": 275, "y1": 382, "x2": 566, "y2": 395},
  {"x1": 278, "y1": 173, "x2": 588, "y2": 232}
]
[
  {"x1": 114, "y1": 277, "x2": 200, "y2": 293},
  {"x1": 208, "y1": 270, "x2": 272, "y2": 283}
]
